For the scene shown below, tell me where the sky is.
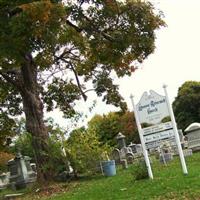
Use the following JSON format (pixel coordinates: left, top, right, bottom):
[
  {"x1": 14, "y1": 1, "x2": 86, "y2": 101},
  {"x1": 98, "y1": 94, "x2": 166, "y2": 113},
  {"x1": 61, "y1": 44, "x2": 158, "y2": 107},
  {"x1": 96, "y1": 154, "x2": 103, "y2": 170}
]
[{"x1": 47, "y1": 0, "x2": 200, "y2": 129}]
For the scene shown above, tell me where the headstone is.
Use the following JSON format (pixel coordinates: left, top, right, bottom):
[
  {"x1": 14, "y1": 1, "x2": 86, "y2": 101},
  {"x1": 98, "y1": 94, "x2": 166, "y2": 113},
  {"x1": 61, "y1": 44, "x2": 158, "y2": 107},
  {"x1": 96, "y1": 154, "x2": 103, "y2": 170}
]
[
  {"x1": 0, "y1": 172, "x2": 10, "y2": 190},
  {"x1": 116, "y1": 133, "x2": 126, "y2": 150},
  {"x1": 183, "y1": 149, "x2": 193, "y2": 157},
  {"x1": 178, "y1": 129, "x2": 184, "y2": 142},
  {"x1": 185, "y1": 123, "x2": 200, "y2": 152},
  {"x1": 7, "y1": 153, "x2": 36, "y2": 189},
  {"x1": 30, "y1": 163, "x2": 37, "y2": 172},
  {"x1": 135, "y1": 144, "x2": 142, "y2": 154},
  {"x1": 111, "y1": 149, "x2": 121, "y2": 164},
  {"x1": 128, "y1": 143, "x2": 137, "y2": 153},
  {"x1": 126, "y1": 153, "x2": 134, "y2": 164},
  {"x1": 159, "y1": 153, "x2": 173, "y2": 164},
  {"x1": 121, "y1": 159, "x2": 128, "y2": 169}
]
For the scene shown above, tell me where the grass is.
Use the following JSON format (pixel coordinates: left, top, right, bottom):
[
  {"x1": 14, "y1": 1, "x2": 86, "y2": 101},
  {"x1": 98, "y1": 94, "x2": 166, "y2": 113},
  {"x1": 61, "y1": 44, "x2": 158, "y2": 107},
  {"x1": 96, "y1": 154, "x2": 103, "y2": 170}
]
[{"x1": 2, "y1": 153, "x2": 200, "y2": 200}]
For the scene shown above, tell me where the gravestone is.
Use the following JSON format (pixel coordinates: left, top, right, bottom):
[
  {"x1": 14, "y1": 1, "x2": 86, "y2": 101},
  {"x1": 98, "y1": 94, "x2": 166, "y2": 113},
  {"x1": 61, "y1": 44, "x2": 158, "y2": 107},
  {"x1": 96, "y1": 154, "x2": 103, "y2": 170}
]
[
  {"x1": 185, "y1": 123, "x2": 200, "y2": 152},
  {"x1": 183, "y1": 149, "x2": 193, "y2": 157},
  {"x1": 116, "y1": 132, "x2": 126, "y2": 150},
  {"x1": 135, "y1": 144, "x2": 143, "y2": 154},
  {"x1": 7, "y1": 153, "x2": 36, "y2": 189},
  {"x1": 121, "y1": 159, "x2": 128, "y2": 169},
  {"x1": 111, "y1": 149, "x2": 121, "y2": 164},
  {"x1": 126, "y1": 153, "x2": 134, "y2": 164},
  {"x1": 128, "y1": 143, "x2": 137, "y2": 153},
  {"x1": 0, "y1": 172, "x2": 10, "y2": 190},
  {"x1": 159, "y1": 153, "x2": 173, "y2": 164},
  {"x1": 178, "y1": 129, "x2": 184, "y2": 142}
]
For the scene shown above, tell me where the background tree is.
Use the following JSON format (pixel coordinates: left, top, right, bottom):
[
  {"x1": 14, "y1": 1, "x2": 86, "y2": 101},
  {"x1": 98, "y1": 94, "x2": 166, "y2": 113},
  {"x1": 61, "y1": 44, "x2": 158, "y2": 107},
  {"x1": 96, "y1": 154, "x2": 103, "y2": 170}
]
[
  {"x1": 173, "y1": 81, "x2": 200, "y2": 130},
  {"x1": 66, "y1": 128, "x2": 111, "y2": 177},
  {"x1": 88, "y1": 111, "x2": 138, "y2": 146},
  {"x1": 12, "y1": 117, "x2": 68, "y2": 176},
  {"x1": 0, "y1": 113, "x2": 17, "y2": 151},
  {"x1": 119, "y1": 111, "x2": 139, "y2": 144},
  {"x1": 0, "y1": 0, "x2": 164, "y2": 182}
]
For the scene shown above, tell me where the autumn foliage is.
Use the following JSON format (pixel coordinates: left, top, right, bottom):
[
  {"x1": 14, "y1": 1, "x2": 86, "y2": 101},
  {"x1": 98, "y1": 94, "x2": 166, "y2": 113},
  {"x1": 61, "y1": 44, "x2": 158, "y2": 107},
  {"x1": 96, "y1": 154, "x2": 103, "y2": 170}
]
[{"x1": 0, "y1": 152, "x2": 14, "y2": 172}]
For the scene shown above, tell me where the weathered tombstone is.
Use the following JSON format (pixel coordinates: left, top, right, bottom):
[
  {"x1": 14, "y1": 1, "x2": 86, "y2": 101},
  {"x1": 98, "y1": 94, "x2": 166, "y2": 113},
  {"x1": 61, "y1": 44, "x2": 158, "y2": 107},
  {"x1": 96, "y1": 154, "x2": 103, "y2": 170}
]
[
  {"x1": 7, "y1": 153, "x2": 36, "y2": 189},
  {"x1": 126, "y1": 153, "x2": 134, "y2": 164},
  {"x1": 30, "y1": 163, "x2": 37, "y2": 172},
  {"x1": 116, "y1": 132, "x2": 126, "y2": 150},
  {"x1": 120, "y1": 159, "x2": 128, "y2": 169},
  {"x1": 111, "y1": 149, "x2": 121, "y2": 165},
  {"x1": 159, "y1": 141, "x2": 173, "y2": 164},
  {"x1": 178, "y1": 129, "x2": 184, "y2": 142},
  {"x1": 0, "y1": 172, "x2": 10, "y2": 190},
  {"x1": 128, "y1": 143, "x2": 137, "y2": 153},
  {"x1": 135, "y1": 144, "x2": 142, "y2": 154},
  {"x1": 159, "y1": 153, "x2": 173, "y2": 164},
  {"x1": 185, "y1": 123, "x2": 200, "y2": 152},
  {"x1": 183, "y1": 149, "x2": 193, "y2": 157}
]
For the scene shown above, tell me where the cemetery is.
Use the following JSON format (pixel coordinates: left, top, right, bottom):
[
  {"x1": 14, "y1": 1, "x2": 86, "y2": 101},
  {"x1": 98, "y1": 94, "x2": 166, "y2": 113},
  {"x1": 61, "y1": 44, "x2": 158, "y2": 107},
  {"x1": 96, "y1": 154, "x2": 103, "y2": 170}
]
[
  {"x1": 1, "y1": 1, "x2": 200, "y2": 200},
  {"x1": 1, "y1": 146, "x2": 200, "y2": 199},
  {"x1": 1, "y1": 87, "x2": 199, "y2": 200}
]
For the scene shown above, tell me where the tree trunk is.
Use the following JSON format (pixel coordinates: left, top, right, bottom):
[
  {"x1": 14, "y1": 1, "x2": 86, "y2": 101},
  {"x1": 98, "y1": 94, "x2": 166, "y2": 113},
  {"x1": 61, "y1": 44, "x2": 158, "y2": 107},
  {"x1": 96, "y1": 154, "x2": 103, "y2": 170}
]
[
  {"x1": 21, "y1": 90, "x2": 52, "y2": 183},
  {"x1": 19, "y1": 55, "x2": 52, "y2": 183}
]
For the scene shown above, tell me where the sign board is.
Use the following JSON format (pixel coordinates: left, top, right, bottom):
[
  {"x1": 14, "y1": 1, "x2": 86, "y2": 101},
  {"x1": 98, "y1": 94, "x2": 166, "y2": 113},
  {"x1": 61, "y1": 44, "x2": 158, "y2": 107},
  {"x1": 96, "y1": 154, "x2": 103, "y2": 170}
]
[
  {"x1": 136, "y1": 90, "x2": 171, "y2": 128},
  {"x1": 143, "y1": 122, "x2": 173, "y2": 136},
  {"x1": 131, "y1": 85, "x2": 188, "y2": 176},
  {"x1": 145, "y1": 137, "x2": 176, "y2": 149},
  {"x1": 144, "y1": 129, "x2": 174, "y2": 143},
  {"x1": 136, "y1": 90, "x2": 174, "y2": 148}
]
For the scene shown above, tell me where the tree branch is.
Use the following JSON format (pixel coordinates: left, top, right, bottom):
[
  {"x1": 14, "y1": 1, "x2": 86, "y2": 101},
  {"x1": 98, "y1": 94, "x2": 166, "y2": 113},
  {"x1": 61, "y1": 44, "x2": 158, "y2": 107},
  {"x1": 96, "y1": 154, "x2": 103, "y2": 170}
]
[
  {"x1": 66, "y1": 17, "x2": 115, "y2": 42},
  {"x1": 69, "y1": 63, "x2": 87, "y2": 101},
  {"x1": 60, "y1": 58, "x2": 87, "y2": 101},
  {"x1": 66, "y1": 20, "x2": 83, "y2": 33},
  {"x1": 0, "y1": 71, "x2": 19, "y2": 87}
]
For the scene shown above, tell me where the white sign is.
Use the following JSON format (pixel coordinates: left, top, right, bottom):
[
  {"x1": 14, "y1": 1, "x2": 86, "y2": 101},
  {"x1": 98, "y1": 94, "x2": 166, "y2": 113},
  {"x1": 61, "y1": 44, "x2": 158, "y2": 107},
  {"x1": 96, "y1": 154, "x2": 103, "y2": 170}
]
[
  {"x1": 144, "y1": 129, "x2": 174, "y2": 143},
  {"x1": 131, "y1": 85, "x2": 188, "y2": 176},
  {"x1": 136, "y1": 90, "x2": 171, "y2": 127},
  {"x1": 145, "y1": 137, "x2": 176, "y2": 149},
  {"x1": 143, "y1": 122, "x2": 173, "y2": 136}
]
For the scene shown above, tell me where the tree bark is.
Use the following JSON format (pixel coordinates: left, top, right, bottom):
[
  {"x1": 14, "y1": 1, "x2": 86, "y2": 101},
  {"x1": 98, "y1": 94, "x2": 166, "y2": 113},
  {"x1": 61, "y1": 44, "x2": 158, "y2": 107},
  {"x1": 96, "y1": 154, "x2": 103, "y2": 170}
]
[{"x1": 19, "y1": 55, "x2": 52, "y2": 183}]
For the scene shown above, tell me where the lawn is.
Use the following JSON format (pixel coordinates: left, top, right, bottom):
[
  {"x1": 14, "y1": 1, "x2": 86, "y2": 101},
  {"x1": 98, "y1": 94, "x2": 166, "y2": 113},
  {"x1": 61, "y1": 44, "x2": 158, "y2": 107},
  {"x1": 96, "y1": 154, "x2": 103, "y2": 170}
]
[{"x1": 2, "y1": 153, "x2": 200, "y2": 200}]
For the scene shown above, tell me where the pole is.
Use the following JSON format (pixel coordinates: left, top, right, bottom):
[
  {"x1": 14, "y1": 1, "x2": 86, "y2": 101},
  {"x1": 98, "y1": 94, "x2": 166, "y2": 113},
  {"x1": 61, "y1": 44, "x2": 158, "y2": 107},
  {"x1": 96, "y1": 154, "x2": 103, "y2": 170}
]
[
  {"x1": 163, "y1": 85, "x2": 188, "y2": 175},
  {"x1": 130, "y1": 94, "x2": 153, "y2": 179}
]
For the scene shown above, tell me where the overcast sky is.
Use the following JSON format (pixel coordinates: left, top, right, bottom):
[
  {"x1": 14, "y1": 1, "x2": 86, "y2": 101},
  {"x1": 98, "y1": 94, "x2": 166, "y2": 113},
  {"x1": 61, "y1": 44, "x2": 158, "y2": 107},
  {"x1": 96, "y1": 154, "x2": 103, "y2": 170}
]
[{"x1": 47, "y1": 0, "x2": 200, "y2": 129}]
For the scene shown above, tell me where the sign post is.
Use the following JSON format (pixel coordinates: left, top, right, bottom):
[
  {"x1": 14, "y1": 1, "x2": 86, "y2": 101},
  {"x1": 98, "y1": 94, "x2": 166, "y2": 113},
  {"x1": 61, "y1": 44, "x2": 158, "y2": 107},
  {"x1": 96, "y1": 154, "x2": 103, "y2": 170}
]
[
  {"x1": 163, "y1": 84, "x2": 188, "y2": 175},
  {"x1": 130, "y1": 95, "x2": 153, "y2": 179},
  {"x1": 131, "y1": 85, "x2": 188, "y2": 177}
]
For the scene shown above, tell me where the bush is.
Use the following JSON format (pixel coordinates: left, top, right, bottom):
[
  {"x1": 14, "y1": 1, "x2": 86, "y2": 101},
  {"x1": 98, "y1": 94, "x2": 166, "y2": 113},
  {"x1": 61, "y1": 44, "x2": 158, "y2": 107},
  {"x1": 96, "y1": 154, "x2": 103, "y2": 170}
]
[
  {"x1": 132, "y1": 159, "x2": 148, "y2": 180},
  {"x1": 0, "y1": 152, "x2": 14, "y2": 172},
  {"x1": 66, "y1": 128, "x2": 112, "y2": 176},
  {"x1": 12, "y1": 132, "x2": 34, "y2": 158}
]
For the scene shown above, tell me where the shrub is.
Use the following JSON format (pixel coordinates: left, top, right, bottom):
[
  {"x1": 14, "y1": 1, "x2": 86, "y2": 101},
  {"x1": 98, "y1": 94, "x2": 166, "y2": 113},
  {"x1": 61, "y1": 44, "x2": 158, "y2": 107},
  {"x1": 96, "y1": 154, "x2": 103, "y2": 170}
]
[
  {"x1": 65, "y1": 128, "x2": 112, "y2": 176},
  {"x1": 0, "y1": 152, "x2": 14, "y2": 172},
  {"x1": 132, "y1": 159, "x2": 148, "y2": 180},
  {"x1": 12, "y1": 132, "x2": 34, "y2": 158}
]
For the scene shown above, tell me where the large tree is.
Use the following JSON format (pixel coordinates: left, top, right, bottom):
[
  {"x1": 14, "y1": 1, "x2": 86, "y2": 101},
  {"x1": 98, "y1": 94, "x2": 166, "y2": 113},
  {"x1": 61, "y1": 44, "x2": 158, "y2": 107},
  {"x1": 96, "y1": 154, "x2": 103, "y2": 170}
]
[
  {"x1": 0, "y1": 0, "x2": 164, "y2": 182},
  {"x1": 173, "y1": 81, "x2": 200, "y2": 130}
]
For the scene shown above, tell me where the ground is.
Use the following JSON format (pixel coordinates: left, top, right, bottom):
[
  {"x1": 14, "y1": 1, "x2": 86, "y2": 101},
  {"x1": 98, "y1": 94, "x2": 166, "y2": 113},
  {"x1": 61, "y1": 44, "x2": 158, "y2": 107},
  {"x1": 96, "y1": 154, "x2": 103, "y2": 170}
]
[{"x1": 2, "y1": 152, "x2": 200, "y2": 200}]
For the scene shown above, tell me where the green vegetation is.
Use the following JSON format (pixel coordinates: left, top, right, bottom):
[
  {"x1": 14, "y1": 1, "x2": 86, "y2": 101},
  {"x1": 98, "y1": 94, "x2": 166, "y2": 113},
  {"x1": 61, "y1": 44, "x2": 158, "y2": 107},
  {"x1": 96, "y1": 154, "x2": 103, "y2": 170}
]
[
  {"x1": 65, "y1": 128, "x2": 112, "y2": 176},
  {"x1": 0, "y1": 0, "x2": 164, "y2": 182},
  {"x1": 4, "y1": 152, "x2": 200, "y2": 200},
  {"x1": 88, "y1": 111, "x2": 139, "y2": 147},
  {"x1": 173, "y1": 81, "x2": 200, "y2": 130},
  {"x1": 47, "y1": 153, "x2": 200, "y2": 200}
]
